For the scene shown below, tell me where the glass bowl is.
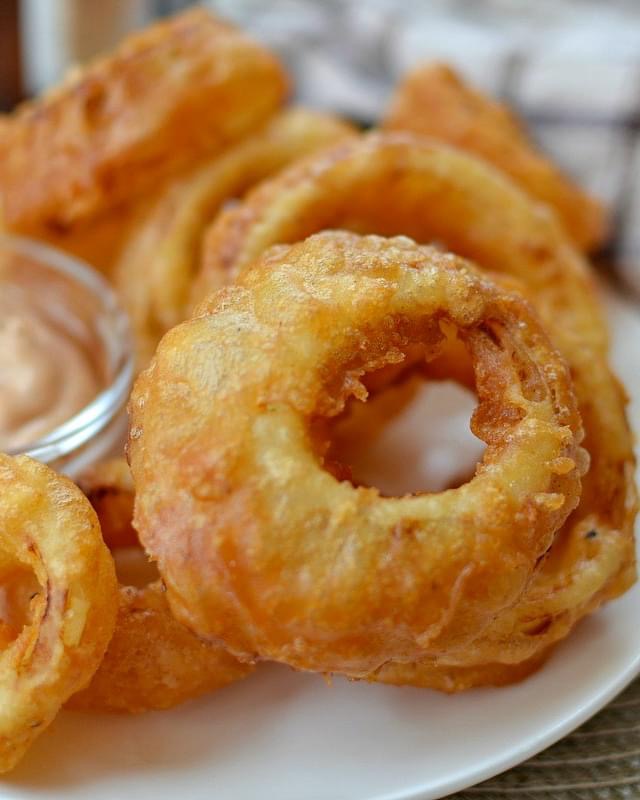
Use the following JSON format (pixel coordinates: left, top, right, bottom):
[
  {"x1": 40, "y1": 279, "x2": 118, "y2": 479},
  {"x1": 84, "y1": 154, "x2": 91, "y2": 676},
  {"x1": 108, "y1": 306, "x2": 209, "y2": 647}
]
[{"x1": 0, "y1": 234, "x2": 133, "y2": 478}]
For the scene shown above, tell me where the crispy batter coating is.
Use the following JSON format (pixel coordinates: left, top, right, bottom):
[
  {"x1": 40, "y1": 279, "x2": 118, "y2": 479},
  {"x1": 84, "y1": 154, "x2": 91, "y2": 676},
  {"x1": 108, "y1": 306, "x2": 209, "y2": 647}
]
[
  {"x1": 77, "y1": 458, "x2": 137, "y2": 549},
  {"x1": 193, "y1": 133, "x2": 636, "y2": 674},
  {"x1": 372, "y1": 648, "x2": 552, "y2": 693},
  {"x1": 382, "y1": 63, "x2": 607, "y2": 252},
  {"x1": 71, "y1": 459, "x2": 253, "y2": 714},
  {"x1": 130, "y1": 232, "x2": 585, "y2": 676},
  {"x1": 0, "y1": 7, "x2": 288, "y2": 239},
  {"x1": 67, "y1": 580, "x2": 253, "y2": 714},
  {"x1": 0, "y1": 455, "x2": 118, "y2": 771},
  {"x1": 114, "y1": 108, "x2": 356, "y2": 368}
]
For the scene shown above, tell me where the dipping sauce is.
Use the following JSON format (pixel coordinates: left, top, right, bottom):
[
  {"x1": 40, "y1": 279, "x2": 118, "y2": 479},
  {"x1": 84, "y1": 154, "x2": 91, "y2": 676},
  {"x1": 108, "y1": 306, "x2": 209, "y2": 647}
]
[
  {"x1": 0, "y1": 290, "x2": 100, "y2": 451},
  {"x1": 0, "y1": 235, "x2": 132, "y2": 475}
]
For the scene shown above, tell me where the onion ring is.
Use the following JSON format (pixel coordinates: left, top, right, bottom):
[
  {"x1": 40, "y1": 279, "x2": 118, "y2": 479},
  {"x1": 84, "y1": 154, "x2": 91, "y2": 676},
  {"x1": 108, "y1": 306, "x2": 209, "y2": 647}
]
[
  {"x1": 371, "y1": 648, "x2": 553, "y2": 693},
  {"x1": 77, "y1": 458, "x2": 137, "y2": 550},
  {"x1": 0, "y1": 455, "x2": 117, "y2": 771},
  {"x1": 114, "y1": 108, "x2": 355, "y2": 367},
  {"x1": 67, "y1": 581, "x2": 254, "y2": 714},
  {"x1": 192, "y1": 132, "x2": 636, "y2": 674},
  {"x1": 70, "y1": 460, "x2": 253, "y2": 714},
  {"x1": 130, "y1": 231, "x2": 585, "y2": 676},
  {"x1": 382, "y1": 63, "x2": 607, "y2": 252},
  {"x1": 0, "y1": 7, "x2": 288, "y2": 244}
]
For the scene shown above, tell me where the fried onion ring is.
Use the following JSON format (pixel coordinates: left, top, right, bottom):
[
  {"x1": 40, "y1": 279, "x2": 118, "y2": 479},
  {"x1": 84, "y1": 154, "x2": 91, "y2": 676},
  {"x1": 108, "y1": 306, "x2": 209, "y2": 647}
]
[
  {"x1": 130, "y1": 232, "x2": 585, "y2": 676},
  {"x1": 371, "y1": 647, "x2": 553, "y2": 693},
  {"x1": 193, "y1": 133, "x2": 636, "y2": 672},
  {"x1": 114, "y1": 108, "x2": 355, "y2": 368},
  {"x1": 382, "y1": 63, "x2": 607, "y2": 252},
  {"x1": 67, "y1": 581, "x2": 254, "y2": 714},
  {"x1": 70, "y1": 460, "x2": 253, "y2": 714},
  {"x1": 77, "y1": 458, "x2": 137, "y2": 550},
  {"x1": 0, "y1": 455, "x2": 117, "y2": 771},
  {"x1": 0, "y1": 7, "x2": 288, "y2": 239}
]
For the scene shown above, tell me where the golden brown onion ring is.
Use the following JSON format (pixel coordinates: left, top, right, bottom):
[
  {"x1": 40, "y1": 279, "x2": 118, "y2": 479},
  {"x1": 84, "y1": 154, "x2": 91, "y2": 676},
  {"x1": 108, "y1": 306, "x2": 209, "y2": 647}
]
[
  {"x1": 371, "y1": 648, "x2": 553, "y2": 693},
  {"x1": 0, "y1": 7, "x2": 288, "y2": 240},
  {"x1": 0, "y1": 455, "x2": 117, "y2": 771},
  {"x1": 77, "y1": 458, "x2": 137, "y2": 550},
  {"x1": 36, "y1": 206, "x2": 146, "y2": 275},
  {"x1": 114, "y1": 108, "x2": 355, "y2": 368},
  {"x1": 383, "y1": 63, "x2": 607, "y2": 252},
  {"x1": 193, "y1": 132, "x2": 636, "y2": 671},
  {"x1": 130, "y1": 231, "x2": 585, "y2": 676},
  {"x1": 71, "y1": 459, "x2": 253, "y2": 714},
  {"x1": 67, "y1": 581, "x2": 254, "y2": 714}
]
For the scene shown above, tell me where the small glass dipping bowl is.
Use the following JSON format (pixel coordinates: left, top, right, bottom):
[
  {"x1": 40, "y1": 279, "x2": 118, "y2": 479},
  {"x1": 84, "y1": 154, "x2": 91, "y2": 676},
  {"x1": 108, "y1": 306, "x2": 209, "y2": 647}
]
[{"x1": 1, "y1": 235, "x2": 133, "y2": 478}]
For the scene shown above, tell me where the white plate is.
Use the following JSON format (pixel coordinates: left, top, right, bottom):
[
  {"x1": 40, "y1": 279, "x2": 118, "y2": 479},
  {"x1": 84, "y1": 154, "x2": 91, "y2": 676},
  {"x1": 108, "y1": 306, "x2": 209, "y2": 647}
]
[{"x1": 3, "y1": 289, "x2": 639, "y2": 800}]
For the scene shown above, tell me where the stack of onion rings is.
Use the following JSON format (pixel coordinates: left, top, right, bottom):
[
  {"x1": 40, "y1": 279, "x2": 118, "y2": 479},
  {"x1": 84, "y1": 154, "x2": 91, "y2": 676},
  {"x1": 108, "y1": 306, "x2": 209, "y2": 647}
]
[
  {"x1": 0, "y1": 8, "x2": 633, "y2": 761},
  {"x1": 191, "y1": 133, "x2": 636, "y2": 681}
]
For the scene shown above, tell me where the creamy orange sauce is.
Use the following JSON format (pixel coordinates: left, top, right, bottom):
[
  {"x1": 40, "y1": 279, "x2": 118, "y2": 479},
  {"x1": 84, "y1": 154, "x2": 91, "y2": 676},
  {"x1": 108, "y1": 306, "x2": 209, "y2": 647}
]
[{"x1": 0, "y1": 296, "x2": 100, "y2": 452}]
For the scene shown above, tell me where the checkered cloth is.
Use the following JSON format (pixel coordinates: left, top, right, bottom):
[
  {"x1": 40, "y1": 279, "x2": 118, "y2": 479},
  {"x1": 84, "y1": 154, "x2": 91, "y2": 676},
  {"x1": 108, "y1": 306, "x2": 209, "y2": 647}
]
[
  {"x1": 206, "y1": 1, "x2": 640, "y2": 796},
  {"x1": 210, "y1": 0, "x2": 640, "y2": 299}
]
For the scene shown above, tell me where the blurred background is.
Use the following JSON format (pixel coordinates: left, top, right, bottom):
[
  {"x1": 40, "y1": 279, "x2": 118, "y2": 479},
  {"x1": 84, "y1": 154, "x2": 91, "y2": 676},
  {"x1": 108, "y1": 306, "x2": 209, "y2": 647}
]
[{"x1": 2, "y1": 0, "x2": 639, "y2": 293}]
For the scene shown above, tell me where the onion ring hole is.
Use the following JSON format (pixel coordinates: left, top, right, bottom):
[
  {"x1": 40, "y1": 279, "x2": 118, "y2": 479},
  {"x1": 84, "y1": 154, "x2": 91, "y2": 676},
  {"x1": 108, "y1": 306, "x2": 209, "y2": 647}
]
[
  {"x1": 325, "y1": 356, "x2": 485, "y2": 497},
  {"x1": 0, "y1": 563, "x2": 41, "y2": 646}
]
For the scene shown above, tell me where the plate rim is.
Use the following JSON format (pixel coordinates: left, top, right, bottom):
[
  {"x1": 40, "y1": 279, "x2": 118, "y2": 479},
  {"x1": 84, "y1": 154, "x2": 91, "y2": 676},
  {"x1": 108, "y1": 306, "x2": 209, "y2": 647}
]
[{"x1": 374, "y1": 646, "x2": 640, "y2": 800}]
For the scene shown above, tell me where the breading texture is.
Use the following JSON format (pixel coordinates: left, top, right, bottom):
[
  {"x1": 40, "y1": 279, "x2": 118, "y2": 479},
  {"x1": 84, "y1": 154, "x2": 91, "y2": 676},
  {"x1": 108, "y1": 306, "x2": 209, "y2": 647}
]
[
  {"x1": 0, "y1": 7, "x2": 288, "y2": 237},
  {"x1": 67, "y1": 580, "x2": 254, "y2": 714},
  {"x1": 71, "y1": 459, "x2": 253, "y2": 713},
  {"x1": 77, "y1": 458, "x2": 137, "y2": 550},
  {"x1": 193, "y1": 132, "x2": 636, "y2": 677},
  {"x1": 0, "y1": 455, "x2": 118, "y2": 771},
  {"x1": 130, "y1": 231, "x2": 585, "y2": 677}
]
